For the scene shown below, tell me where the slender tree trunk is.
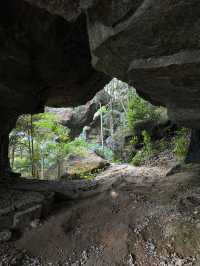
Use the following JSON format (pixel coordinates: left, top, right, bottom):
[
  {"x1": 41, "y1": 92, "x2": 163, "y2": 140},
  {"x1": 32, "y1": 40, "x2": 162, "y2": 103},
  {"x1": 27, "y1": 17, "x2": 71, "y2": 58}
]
[
  {"x1": 30, "y1": 115, "x2": 35, "y2": 177},
  {"x1": 41, "y1": 155, "x2": 44, "y2": 179},
  {"x1": 109, "y1": 99, "x2": 114, "y2": 138},
  {"x1": 57, "y1": 159, "x2": 61, "y2": 179},
  {"x1": 99, "y1": 103, "x2": 104, "y2": 150},
  {"x1": 27, "y1": 117, "x2": 34, "y2": 177},
  {"x1": 11, "y1": 146, "x2": 15, "y2": 168},
  {"x1": 27, "y1": 128, "x2": 32, "y2": 176},
  {"x1": 20, "y1": 146, "x2": 23, "y2": 159}
]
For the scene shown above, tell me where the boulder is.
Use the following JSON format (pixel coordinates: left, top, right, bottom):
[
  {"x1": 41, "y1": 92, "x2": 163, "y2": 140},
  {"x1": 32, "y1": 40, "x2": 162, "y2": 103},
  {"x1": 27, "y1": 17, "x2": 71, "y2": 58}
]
[
  {"x1": 106, "y1": 129, "x2": 136, "y2": 162},
  {"x1": 47, "y1": 89, "x2": 110, "y2": 138},
  {"x1": 61, "y1": 151, "x2": 109, "y2": 179}
]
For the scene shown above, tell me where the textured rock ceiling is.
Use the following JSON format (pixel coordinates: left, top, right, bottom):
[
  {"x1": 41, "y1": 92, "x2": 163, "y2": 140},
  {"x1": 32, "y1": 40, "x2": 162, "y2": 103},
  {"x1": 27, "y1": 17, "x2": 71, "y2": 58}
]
[{"x1": 12, "y1": 0, "x2": 200, "y2": 128}]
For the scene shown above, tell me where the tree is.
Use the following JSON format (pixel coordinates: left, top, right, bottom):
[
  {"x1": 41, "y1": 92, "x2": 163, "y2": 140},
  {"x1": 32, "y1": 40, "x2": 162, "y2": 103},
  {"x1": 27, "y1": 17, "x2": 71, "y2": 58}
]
[{"x1": 9, "y1": 112, "x2": 70, "y2": 178}]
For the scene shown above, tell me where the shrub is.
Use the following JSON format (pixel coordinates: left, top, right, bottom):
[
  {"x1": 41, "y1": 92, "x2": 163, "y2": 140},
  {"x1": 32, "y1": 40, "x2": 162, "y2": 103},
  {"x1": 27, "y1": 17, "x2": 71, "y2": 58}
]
[
  {"x1": 173, "y1": 128, "x2": 190, "y2": 159},
  {"x1": 132, "y1": 150, "x2": 144, "y2": 166},
  {"x1": 132, "y1": 130, "x2": 154, "y2": 166},
  {"x1": 127, "y1": 92, "x2": 160, "y2": 132},
  {"x1": 88, "y1": 143, "x2": 114, "y2": 161}
]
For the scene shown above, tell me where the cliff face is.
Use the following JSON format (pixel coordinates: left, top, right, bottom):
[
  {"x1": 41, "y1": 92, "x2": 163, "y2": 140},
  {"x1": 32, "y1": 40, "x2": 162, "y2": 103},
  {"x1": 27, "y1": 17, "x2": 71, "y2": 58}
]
[{"x1": 1, "y1": 0, "x2": 200, "y2": 175}]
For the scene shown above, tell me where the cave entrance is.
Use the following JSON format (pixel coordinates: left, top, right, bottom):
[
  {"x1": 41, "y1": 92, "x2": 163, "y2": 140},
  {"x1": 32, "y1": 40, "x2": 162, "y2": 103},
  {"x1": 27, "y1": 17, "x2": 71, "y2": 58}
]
[
  {"x1": 8, "y1": 79, "x2": 134, "y2": 180},
  {"x1": 8, "y1": 79, "x2": 191, "y2": 182}
]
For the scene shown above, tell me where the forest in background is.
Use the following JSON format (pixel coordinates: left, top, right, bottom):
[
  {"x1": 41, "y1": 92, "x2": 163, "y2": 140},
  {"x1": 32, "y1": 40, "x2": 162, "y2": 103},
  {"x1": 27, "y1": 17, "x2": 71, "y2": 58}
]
[{"x1": 9, "y1": 79, "x2": 190, "y2": 179}]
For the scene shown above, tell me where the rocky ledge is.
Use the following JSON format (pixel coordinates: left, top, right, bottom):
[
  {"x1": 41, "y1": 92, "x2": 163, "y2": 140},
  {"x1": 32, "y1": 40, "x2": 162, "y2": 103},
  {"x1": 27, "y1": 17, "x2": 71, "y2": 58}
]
[{"x1": 0, "y1": 188, "x2": 54, "y2": 236}]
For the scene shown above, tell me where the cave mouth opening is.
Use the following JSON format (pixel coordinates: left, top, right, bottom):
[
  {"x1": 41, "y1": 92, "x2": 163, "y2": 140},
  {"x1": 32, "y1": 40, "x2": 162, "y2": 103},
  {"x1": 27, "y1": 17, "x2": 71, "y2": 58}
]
[
  {"x1": 8, "y1": 78, "x2": 193, "y2": 182},
  {"x1": 7, "y1": 78, "x2": 132, "y2": 180}
]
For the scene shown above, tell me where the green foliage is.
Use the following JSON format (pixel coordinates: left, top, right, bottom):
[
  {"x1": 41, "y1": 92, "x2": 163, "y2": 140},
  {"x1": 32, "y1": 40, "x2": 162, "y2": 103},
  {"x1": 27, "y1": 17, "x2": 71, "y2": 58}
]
[
  {"x1": 79, "y1": 167, "x2": 105, "y2": 180},
  {"x1": 131, "y1": 151, "x2": 144, "y2": 166},
  {"x1": 64, "y1": 137, "x2": 88, "y2": 157},
  {"x1": 158, "y1": 138, "x2": 168, "y2": 152},
  {"x1": 173, "y1": 128, "x2": 189, "y2": 159},
  {"x1": 130, "y1": 136, "x2": 139, "y2": 146},
  {"x1": 127, "y1": 91, "x2": 160, "y2": 132},
  {"x1": 88, "y1": 142, "x2": 114, "y2": 161},
  {"x1": 132, "y1": 130, "x2": 154, "y2": 166},
  {"x1": 142, "y1": 130, "x2": 154, "y2": 156},
  {"x1": 10, "y1": 112, "x2": 70, "y2": 177}
]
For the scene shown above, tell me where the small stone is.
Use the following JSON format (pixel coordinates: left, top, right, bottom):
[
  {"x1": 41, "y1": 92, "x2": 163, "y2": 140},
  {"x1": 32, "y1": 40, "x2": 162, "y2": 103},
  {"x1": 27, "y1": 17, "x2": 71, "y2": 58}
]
[
  {"x1": 0, "y1": 230, "x2": 12, "y2": 242},
  {"x1": 175, "y1": 258, "x2": 184, "y2": 266},
  {"x1": 30, "y1": 219, "x2": 40, "y2": 228},
  {"x1": 196, "y1": 222, "x2": 200, "y2": 229}
]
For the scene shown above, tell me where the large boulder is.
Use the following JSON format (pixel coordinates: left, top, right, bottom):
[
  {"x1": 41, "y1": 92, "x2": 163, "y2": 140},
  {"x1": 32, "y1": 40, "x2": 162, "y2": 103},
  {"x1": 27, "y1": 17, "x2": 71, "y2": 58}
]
[
  {"x1": 60, "y1": 151, "x2": 109, "y2": 179},
  {"x1": 106, "y1": 129, "x2": 136, "y2": 162}
]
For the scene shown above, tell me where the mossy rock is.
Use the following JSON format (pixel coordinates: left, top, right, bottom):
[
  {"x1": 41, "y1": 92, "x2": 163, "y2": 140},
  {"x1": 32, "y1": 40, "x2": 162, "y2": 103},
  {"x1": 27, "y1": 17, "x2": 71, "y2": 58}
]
[{"x1": 61, "y1": 150, "x2": 109, "y2": 179}]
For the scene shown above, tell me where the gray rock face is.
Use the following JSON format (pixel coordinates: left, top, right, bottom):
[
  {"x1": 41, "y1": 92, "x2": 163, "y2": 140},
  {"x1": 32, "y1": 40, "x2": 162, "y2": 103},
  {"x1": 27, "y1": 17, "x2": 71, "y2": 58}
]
[
  {"x1": 47, "y1": 89, "x2": 110, "y2": 138},
  {"x1": 1, "y1": 0, "x2": 200, "y2": 174},
  {"x1": 8, "y1": 0, "x2": 200, "y2": 128},
  {"x1": 0, "y1": 230, "x2": 12, "y2": 242},
  {"x1": 85, "y1": 1, "x2": 200, "y2": 128},
  {"x1": 0, "y1": 188, "x2": 54, "y2": 231},
  {"x1": 0, "y1": 0, "x2": 108, "y2": 176}
]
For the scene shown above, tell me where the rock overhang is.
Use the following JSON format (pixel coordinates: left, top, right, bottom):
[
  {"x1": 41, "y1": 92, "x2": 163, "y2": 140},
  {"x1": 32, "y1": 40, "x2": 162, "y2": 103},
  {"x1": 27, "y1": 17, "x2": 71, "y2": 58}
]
[{"x1": 1, "y1": 0, "x2": 200, "y2": 175}]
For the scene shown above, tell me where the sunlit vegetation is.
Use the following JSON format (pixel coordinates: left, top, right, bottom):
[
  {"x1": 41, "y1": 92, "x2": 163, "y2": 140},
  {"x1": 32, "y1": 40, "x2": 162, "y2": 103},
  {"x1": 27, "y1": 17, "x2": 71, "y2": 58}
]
[
  {"x1": 9, "y1": 113, "x2": 87, "y2": 178},
  {"x1": 9, "y1": 79, "x2": 190, "y2": 177}
]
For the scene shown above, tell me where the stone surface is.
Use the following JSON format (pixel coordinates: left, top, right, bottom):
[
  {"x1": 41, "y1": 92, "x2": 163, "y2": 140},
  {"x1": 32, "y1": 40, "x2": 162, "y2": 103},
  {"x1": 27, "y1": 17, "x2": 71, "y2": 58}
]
[
  {"x1": 1, "y1": 0, "x2": 200, "y2": 175},
  {"x1": 0, "y1": 189, "x2": 54, "y2": 230},
  {"x1": 60, "y1": 151, "x2": 109, "y2": 179},
  {"x1": 47, "y1": 88, "x2": 110, "y2": 138},
  {"x1": 13, "y1": 205, "x2": 42, "y2": 230},
  {"x1": 0, "y1": 230, "x2": 12, "y2": 243},
  {"x1": 185, "y1": 129, "x2": 200, "y2": 163},
  {"x1": 106, "y1": 128, "x2": 136, "y2": 162}
]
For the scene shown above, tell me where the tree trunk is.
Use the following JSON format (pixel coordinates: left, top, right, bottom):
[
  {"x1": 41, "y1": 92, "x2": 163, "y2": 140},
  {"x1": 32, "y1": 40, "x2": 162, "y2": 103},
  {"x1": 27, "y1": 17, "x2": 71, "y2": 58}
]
[
  {"x1": 57, "y1": 159, "x2": 61, "y2": 179},
  {"x1": 11, "y1": 146, "x2": 15, "y2": 168},
  {"x1": 99, "y1": 103, "x2": 104, "y2": 150},
  {"x1": 30, "y1": 115, "x2": 35, "y2": 177},
  {"x1": 41, "y1": 155, "x2": 44, "y2": 179},
  {"x1": 109, "y1": 99, "x2": 114, "y2": 138},
  {"x1": 28, "y1": 115, "x2": 35, "y2": 177}
]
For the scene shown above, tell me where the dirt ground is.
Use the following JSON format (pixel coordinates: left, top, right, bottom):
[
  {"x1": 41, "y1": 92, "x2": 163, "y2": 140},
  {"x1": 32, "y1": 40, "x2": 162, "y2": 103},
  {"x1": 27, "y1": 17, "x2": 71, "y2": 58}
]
[{"x1": 1, "y1": 163, "x2": 200, "y2": 265}]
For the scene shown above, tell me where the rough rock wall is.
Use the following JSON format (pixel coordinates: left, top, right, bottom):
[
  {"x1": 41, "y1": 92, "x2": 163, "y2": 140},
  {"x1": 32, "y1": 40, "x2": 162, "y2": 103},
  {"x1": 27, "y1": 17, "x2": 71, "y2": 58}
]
[
  {"x1": 47, "y1": 88, "x2": 110, "y2": 138},
  {"x1": 22, "y1": 0, "x2": 200, "y2": 128},
  {"x1": 85, "y1": 0, "x2": 200, "y2": 128},
  {"x1": 0, "y1": 0, "x2": 108, "y2": 176},
  {"x1": 1, "y1": 0, "x2": 200, "y2": 175}
]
